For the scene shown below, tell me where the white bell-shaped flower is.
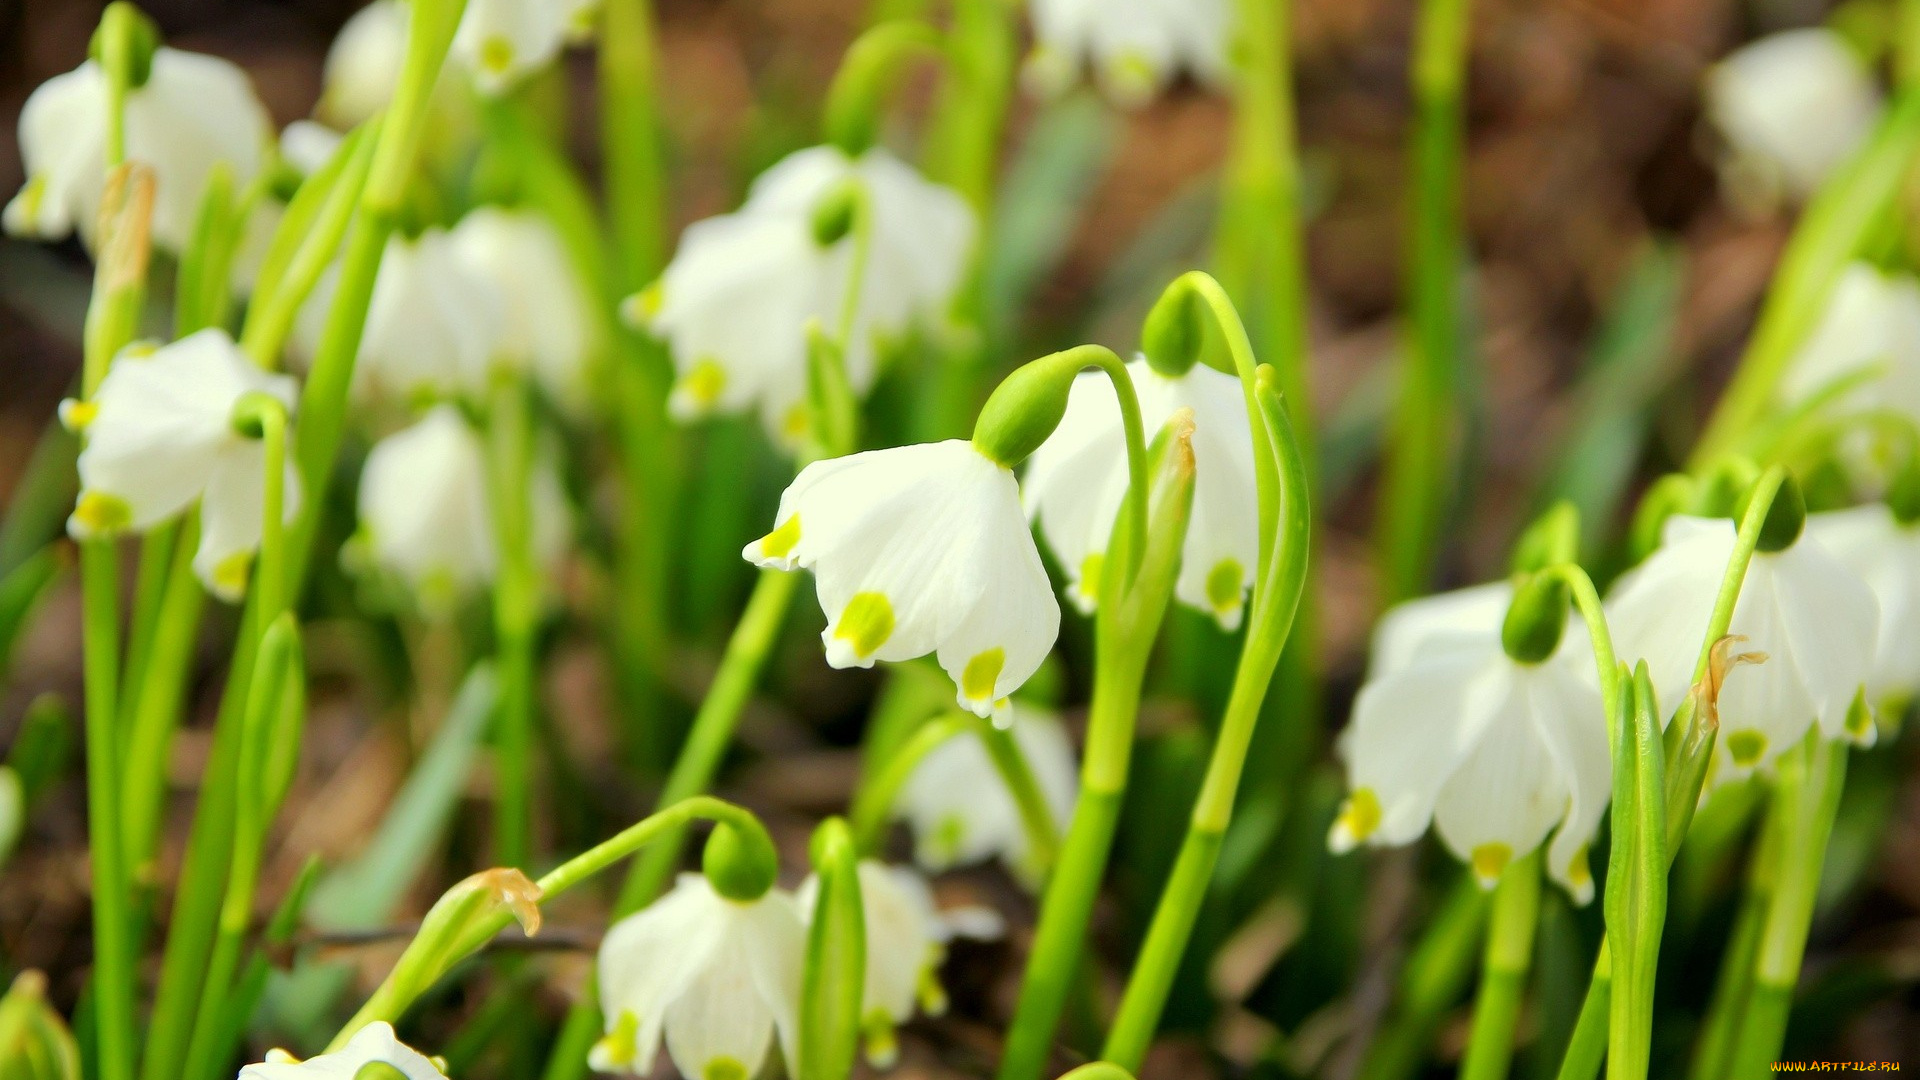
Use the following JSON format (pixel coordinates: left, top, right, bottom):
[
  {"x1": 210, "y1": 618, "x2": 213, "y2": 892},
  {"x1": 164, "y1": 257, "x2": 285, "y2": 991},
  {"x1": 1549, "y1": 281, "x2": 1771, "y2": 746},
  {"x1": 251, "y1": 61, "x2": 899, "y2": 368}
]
[
  {"x1": 1804, "y1": 505, "x2": 1920, "y2": 704},
  {"x1": 1606, "y1": 514, "x2": 1879, "y2": 779},
  {"x1": 1024, "y1": 358, "x2": 1258, "y2": 628},
  {"x1": 241, "y1": 1022, "x2": 447, "y2": 1079},
  {"x1": 1705, "y1": 28, "x2": 1883, "y2": 210},
  {"x1": 1331, "y1": 583, "x2": 1610, "y2": 901},
  {"x1": 297, "y1": 228, "x2": 504, "y2": 401},
  {"x1": 745, "y1": 440, "x2": 1060, "y2": 716},
  {"x1": 794, "y1": 861, "x2": 1001, "y2": 1068},
  {"x1": 6, "y1": 46, "x2": 270, "y2": 251},
  {"x1": 1023, "y1": 0, "x2": 1232, "y2": 106},
  {"x1": 591, "y1": 874, "x2": 803, "y2": 1080},
  {"x1": 452, "y1": 0, "x2": 595, "y2": 94},
  {"x1": 634, "y1": 146, "x2": 974, "y2": 446},
  {"x1": 319, "y1": 1, "x2": 406, "y2": 130},
  {"x1": 356, "y1": 405, "x2": 571, "y2": 606},
  {"x1": 68, "y1": 329, "x2": 300, "y2": 602},
  {"x1": 1778, "y1": 262, "x2": 1920, "y2": 422},
  {"x1": 449, "y1": 207, "x2": 599, "y2": 412},
  {"x1": 893, "y1": 706, "x2": 1078, "y2": 882}
]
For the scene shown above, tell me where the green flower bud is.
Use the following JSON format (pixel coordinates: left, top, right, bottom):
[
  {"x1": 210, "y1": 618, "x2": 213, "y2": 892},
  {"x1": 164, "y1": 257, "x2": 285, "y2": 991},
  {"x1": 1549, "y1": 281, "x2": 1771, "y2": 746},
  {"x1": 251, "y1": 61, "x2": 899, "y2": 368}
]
[
  {"x1": 1501, "y1": 572, "x2": 1569, "y2": 664},
  {"x1": 1888, "y1": 457, "x2": 1920, "y2": 525},
  {"x1": 1509, "y1": 500, "x2": 1579, "y2": 575},
  {"x1": 229, "y1": 391, "x2": 287, "y2": 440},
  {"x1": 1740, "y1": 473, "x2": 1806, "y2": 552},
  {"x1": 972, "y1": 349, "x2": 1088, "y2": 467},
  {"x1": 810, "y1": 179, "x2": 865, "y2": 248},
  {"x1": 90, "y1": 3, "x2": 161, "y2": 91},
  {"x1": 1141, "y1": 280, "x2": 1203, "y2": 378},
  {"x1": 702, "y1": 818, "x2": 779, "y2": 902}
]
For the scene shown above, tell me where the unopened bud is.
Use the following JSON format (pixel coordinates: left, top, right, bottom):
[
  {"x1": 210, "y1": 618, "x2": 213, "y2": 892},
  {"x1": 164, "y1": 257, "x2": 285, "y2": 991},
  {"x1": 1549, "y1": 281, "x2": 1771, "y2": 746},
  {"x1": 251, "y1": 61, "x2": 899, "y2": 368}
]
[
  {"x1": 702, "y1": 817, "x2": 779, "y2": 902},
  {"x1": 90, "y1": 3, "x2": 161, "y2": 90},
  {"x1": 1501, "y1": 573, "x2": 1569, "y2": 664},
  {"x1": 810, "y1": 179, "x2": 864, "y2": 248},
  {"x1": 1141, "y1": 281, "x2": 1203, "y2": 378}
]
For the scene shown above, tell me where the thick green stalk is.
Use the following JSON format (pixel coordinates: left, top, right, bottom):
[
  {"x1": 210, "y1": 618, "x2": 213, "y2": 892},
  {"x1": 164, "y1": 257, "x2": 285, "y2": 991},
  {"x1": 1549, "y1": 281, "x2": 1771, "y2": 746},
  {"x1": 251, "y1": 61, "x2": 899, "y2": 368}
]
[
  {"x1": 119, "y1": 516, "x2": 204, "y2": 874},
  {"x1": 1461, "y1": 852, "x2": 1543, "y2": 1080},
  {"x1": 1376, "y1": 0, "x2": 1471, "y2": 602},
  {"x1": 488, "y1": 376, "x2": 539, "y2": 869}
]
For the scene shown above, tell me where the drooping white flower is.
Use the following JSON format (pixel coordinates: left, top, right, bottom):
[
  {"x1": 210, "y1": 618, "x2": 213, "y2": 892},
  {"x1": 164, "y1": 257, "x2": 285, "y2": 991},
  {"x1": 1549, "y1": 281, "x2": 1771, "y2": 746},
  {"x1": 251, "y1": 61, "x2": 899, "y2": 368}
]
[
  {"x1": 318, "y1": 1, "x2": 407, "y2": 130},
  {"x1": 450, "y1": 207, "x2": 600, "y2": 411},
  {"x1": 452, "y1": 0, "x2": 597, "y2": 94},
  {"x1": 1777, "y1": 262, "x2": 1920, "y2": 425},
  {"x1": 1705, "y1": 28, "x2": 1883, "y2": 210},
  {"x1": 1330, "y1": 582, "x2": 1610, "y2": 902},
  {"x1": 1606, "y1": 515, "x2": 1879, "y2": 779},
  {"x1": 296, "y1": 228, "x2": 504, "y2": 401},
  {"x1": 633, "y1": 146, "x2": 974, "y2": 446},
  {"x1": 1024, "y1": 358, "x2": 1258, "y2": 628},
  {"x1": 280, "y1": 120, "x2": 346, "y2": 178},
  {"x1": 794, "y1": 861, "x2": 1001, "y2": 1067},
  {"x1": 591, "y1": 874, "x2": 803, "y2": 1080},
  {"x1": 67, "y1": 329, "x2": 300, "y2": 602},
  {"x1": 1804, "y1": 505, "x2": 1920, "y2": 704},
  {"x1": 894, "y1": 706, "x2": 1078, "y2": 883},
  {"x1": 356, "y1": 405, "x2": 571, "y2": 606},
  {"x1": 1023, "y1": 0, "x2": 1233, "y2": 107},
  {"x1": 745, "y1": 440, "x2": 1060, "y2": 716},
  {"x1": 240, "y1": 1021, "x2": 447, "y2": 1079},
  {"x1": 6, "y1": 46, "x2": 271, "y2": 251}
]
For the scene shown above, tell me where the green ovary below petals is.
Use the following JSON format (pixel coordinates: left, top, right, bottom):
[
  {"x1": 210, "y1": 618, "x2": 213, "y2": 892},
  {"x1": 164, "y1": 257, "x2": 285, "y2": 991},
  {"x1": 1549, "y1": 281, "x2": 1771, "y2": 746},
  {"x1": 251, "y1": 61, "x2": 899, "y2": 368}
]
[
  {"x1": 1470, "y1": 842, "x2": 1513, "y2": 887},
  {"x1": 961, "y1": 648, "x2": 1006, "y2": 704},
  {"x1": 834, "y1": 592, "x2": 895, "y2": 660},
  {"x1": 1844, "y1": 688, "x2": 1875, "y2": 742},
  {"x1": 1726, "y1": 729, "x2": 1768, "y2": 767},
  {"x1": 759, "y1": 515, "x2": 802, "y2": 561},
  {"x1": 71, "y1": 491, "x2": 133, "y2": 536},
  {"x1": 1206, "y1": 558, "x2": 1245, "y2": 618},
  {"x1": 703, "y1": 1056, "x2": 749, "y2": 1080}
]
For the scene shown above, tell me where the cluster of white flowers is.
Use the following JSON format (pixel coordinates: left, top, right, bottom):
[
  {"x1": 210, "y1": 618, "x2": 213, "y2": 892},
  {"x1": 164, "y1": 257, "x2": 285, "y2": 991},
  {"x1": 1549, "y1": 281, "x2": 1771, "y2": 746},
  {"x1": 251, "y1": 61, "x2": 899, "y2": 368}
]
[
  {"x1": 635, "y1": 146, "x2": 974, "y2": 447},
  {"x1": 1023, "y1": 0, "x2": 1234, "y2": 106}
]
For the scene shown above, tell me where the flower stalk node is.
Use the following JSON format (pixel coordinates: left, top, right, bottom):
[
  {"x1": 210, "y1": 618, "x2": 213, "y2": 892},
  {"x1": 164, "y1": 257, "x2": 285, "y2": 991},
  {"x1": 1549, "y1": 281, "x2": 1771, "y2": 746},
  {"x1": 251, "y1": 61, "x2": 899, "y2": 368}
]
[
  {"x1": 90, "y1": 3, "x2": 161, "y2": 91},
  {"x1": 701, "y1": 818, "x2": 780, "y2": 902},
  {"x1": 1500, "y1": 573, "x2": 1569, "y2": 664},
  {"x1": 1140, "y1": 280, "x2": 1204, "y2": 378}
]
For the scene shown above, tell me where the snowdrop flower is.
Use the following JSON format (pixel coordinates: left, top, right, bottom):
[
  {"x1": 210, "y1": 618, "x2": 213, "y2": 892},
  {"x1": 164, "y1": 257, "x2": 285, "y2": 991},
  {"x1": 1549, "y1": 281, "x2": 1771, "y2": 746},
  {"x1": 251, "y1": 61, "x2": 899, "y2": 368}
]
[
  {"x1": 67, "y1": 329, "x2": 299, "y2": 602},
  {"x1": 1805, "y1": 504, "x2": 1920, "y2": 704},
  {"x1": 1705, "y1": 28, "x2": 1882, "y2": 210},
  {"x1": 356, "y1": 405, "x2": 570, "y2": 606},
  {"x1": 1331, "y1": 582, "x2": 1610, "y2": 901},
  {"x1": 794, "y1": 861, "x2": 1001, "y2": 1067},
  {"x1": 1025, "y1": 358, "x2": 1258, "y2": 628},
  {"x1": 1777, "y1": 262, "x2": 1920, "y2": 425},
  {"x1": 6, "y1": 46, "x2": 270, "y2": 251},
  {"x1": 591, "y1": 874, "x2": 803, "y2": 1080},
  {"x1": 1606, "y1": 514, "x2": 1879, "y2": 779},
  {"x1": 633, "y1": 146, "x2": 974, "y2": 446},
  {"x1": 745, "y1": 440, "x2": 1060, "y2": 716},
  {"x1": 297, "y1": 229, "x2": 503, "y2": 401},
  {"x1": 1023, "y1": 0, "x2": 1233, "y2": 107},
  {"x1": 894, "y1": 707, "x2": 1078, "y2": 882},
  {"x1": 240, "y1": 1021, "x2": 447, "y2": 1079},
  {"x1": 319, "y1": 1, "x2": 406, "y2": 129},
  {"x1": 453, "y1": 0, "x2": 597, "y2": 94},
  {"x1": 450, "y1": 208, "x2": 600, "y2": 411}
]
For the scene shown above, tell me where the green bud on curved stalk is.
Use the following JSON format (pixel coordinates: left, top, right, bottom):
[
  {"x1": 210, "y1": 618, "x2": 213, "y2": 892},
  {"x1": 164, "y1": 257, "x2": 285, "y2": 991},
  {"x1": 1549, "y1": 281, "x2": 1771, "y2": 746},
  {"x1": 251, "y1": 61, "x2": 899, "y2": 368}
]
[
  {"x1": 1509, "y1": 501, "x2": 1579, "y2": 575},
  {"x1": 90, "y1": 3, "x2": 160, "y2": 112},
  {"x1": 1738, "y1": 473, "x2": 1805, "y2": 552},
  {"x1": 1691, "y1": 457, "x2": 1760, "y2": 520},
  {"x1": 1500, "y1": 573, "x2": 1569, "y2": 665},
  {"x1": 799, "y1": 819, "x2": 865, "y2": 1080},
  {"x1": 702, "y1": 818, "x2": 781, "y2": 902},
  {"x1": 822, "y1": 20, "x2": 948, "y2": 155},
  {"x1": 1140, "y1": 279, "x2": 1205, "y2": 378}
]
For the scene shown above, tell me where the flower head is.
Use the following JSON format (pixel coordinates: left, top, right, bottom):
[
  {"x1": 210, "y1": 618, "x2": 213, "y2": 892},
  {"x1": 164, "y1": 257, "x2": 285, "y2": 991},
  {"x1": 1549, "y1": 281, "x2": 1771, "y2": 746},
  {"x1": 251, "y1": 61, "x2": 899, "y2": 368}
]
[
  {"x1": 6, "y1": 46, "x2": 270, "y2": 251},
  {"x1": 1025, "y1": 358, "x2": 1258, "y2": 628},
  {"x1": 745, "y1": 440, "x2": 1060, "y2": 716},
  {"x1": 1778, "y1": 262, "x2": 1920, "y2": 424},
  {"x1": 1332, "y1": 582, "x2": 1609, "y2": 902},
  {"x1": 1804, "y1": 505, "x2": 1920, "y2": 705},
  {"x1": 894, "y1": 706, "x2": 1078, "y2": 882},
  {"x1": 1705, "y1": 28, "x2": 1882, "y2": 211},
  {"x1": 1023, "y1": 0, "x2": 1232, "y2": 106},
  {"x1": 68, "y1": 329, "x2": 299, "y2": 602},
  {"x1": 1606, "y1": 514, "x2": 1879, "y2": 778},
  {"x1": 453, "y1": 0, "x2": 597, "y2": 94},
  {"x1": 634, "y1": 146, "x2": 973, "y2": 446},
  {"x1": 450, "y1": 207, "x2": 600, "y2": 411},
  {"x1": 592, "y1": 874, "x2": 804, "y2": 1080},
  {"x1": 240, "y1": 1021, "x2": 446, "y2": 1079},
  {"x1": 319, "y1": 1, "x2": 407, "y2": 129}
]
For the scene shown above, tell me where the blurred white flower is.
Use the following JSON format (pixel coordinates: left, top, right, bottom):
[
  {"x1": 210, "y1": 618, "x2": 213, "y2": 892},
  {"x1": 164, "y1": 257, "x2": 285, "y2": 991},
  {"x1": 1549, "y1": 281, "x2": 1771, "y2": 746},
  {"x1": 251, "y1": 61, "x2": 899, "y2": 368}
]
[
  {"x1": 453, "y1": 0, "x2": 598, "y2": 94},
  {"x1": 67, "y1": 329, "x2": 299, "y2": 602},
  {"x1": 1805, "y1": 504, "x2": 1920, "y2": 704},
  {"x1": 240, "y1": 1021, "x2": 446, "y2": 1079},
  {"x1": 319, "y1": 1, "x2": 406, "y2": 130},
  {"x1": 1705, "y1": 28, "x2": 1882, "y2": 210},
  {"x1": 357, "y1": 405, "x2": 571, "y2": 607},
  {"x1": 450, "y1": 207, "x2": 600, "y2": 411},
  {"x1": 631, "y1": 146, "x2": 974, "y2": 446},
  {"x1": 1331, "y1": 582, "x2": 1609, "y2": 902},
  {"x1": 1606, "y1": 514, "x2": 1879, "y2": 779},
  {"x1": 591, "y1": 874, "x2": 803, "y2": 1080},
  {"x1": 280, "y1": 120, "x2": 346, "y2": 177},
  {"x1": 1777, "y1": 262, "x2": 1920, "y2": 426},
  {"x1": 745, "y1": 440, "x2": 1060, "y2": 717},
  {"x1": 297, "y1": 228, "x2": 504, "y2": 401},
  {"x1": 795, "y1": 860, "x2": 1001, "y2": 1068},
  {"x1": 5, "y1": 46, "x2": 270, "y2": 251},
  {"x1": 894, "y1": 707, "x2": 1078, "y2": 883},
  {"x1": 1023, "y1": 0, "x2": 1233, "y2": 107},
  {"x1": 1025, "y1": 358, "x2": 1258, "y2": 628}
]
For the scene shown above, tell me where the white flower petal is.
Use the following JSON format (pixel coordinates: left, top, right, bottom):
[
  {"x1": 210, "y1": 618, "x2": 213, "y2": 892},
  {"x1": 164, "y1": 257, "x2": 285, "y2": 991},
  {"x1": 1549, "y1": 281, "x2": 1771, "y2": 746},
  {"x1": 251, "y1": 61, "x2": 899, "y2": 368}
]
[
  {"x1": 239, "y1": 1021, "x2": 447, "y2": 1080},
  {"x1": 895, "y1": 706, "x2": 1077, "y2": 879},
  {"x1": 1431, "y1": 668, "x2": 1575, "y2": 882},
  {"x1": 1027, "y1": 0, "x2": 1233, "y2": 103},
  {"x1": 450, "y1": 207, "x2": 600, "y2": 411},
  {"x1": 320, "y1": 1, "x2": 408, "y2": 129},
  {"x1": 357, "y1": 406, "x2": 498, "y2": 595},
  {"x1": 1807, "y1": 505, "x2": 1920, "y2": 699},
  {"x1": 596, "y1": 875, "x2": 729, "y2": 1076},
  {"x1": 195, "y1": 440, "x2": 301, "y2": 603},
  {"x1": 453, "y1": 0, "x2": 573, "y2": 94},
  {"x1": 1706, "y1": 28, "x2": 1882, "y2": 205}
]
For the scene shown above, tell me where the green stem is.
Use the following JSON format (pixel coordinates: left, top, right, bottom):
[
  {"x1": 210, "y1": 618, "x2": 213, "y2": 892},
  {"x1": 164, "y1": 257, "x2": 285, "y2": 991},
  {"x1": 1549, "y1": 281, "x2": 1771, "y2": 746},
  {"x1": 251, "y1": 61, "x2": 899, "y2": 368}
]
[
  {"x1": 1461, "y1": 852, "x2": 1543, "y2": 1080},
  {"x1": 1557, "y1": 944, "x2": 1610, "y2": 1080},
  {"x1": 80, "y1": 540, "x2": 132, "y2": 1080},
  {"x1": 1376, "y1": 0, "x2": 1471, "y2": 603},
  {"x1": 121, "y1": 514, "x2": 204, "y2": 874},
  {"x1": 488, "y1": 375, "x2": 539, "y2": 869}
]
